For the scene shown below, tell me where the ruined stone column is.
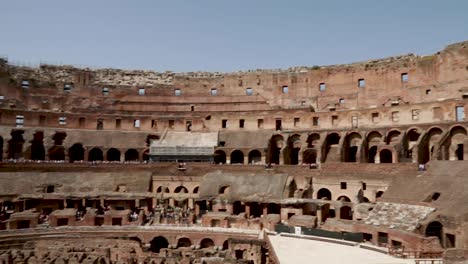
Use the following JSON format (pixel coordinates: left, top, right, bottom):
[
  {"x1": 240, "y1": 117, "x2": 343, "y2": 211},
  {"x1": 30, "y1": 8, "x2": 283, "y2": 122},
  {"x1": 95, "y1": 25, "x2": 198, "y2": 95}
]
[{"x1": 262, "y1": 204, "x2": 268, "y2": 217}]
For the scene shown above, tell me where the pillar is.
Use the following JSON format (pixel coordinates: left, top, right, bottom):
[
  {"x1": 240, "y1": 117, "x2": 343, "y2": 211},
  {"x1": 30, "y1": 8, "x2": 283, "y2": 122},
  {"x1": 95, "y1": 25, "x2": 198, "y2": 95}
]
[
  {"x1": 188, "y1": 198, "x2": 194, "y2": 209},
  {"x1": 245, "y1": 204, "x2": 251, "y2": 218},
  {"x1": 169, "y1": 198, "x2": 175, "y2": 207},
  {"x1": 279, "y1": 149, "x2": 285, "y2": 165},
  {"x1": 262, "y1": 204, "x2": 268, "y2": 217},
  {"x1": 316, "y1": 206, "x2": 322, "y2": 226}
]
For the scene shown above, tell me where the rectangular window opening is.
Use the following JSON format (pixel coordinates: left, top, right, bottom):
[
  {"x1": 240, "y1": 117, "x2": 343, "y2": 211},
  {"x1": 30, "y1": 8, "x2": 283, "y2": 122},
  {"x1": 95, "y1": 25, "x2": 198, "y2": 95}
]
[
  {"x1": 239, "y1": 119, "x2": 245, "y2": 128},
  {"x1": 391, "y1": 111, "x2": 400, "y2": 122},
  {"x1": 102, "y1": 87, "x2": 109, "y2": 96},
  {"x1": 351, "y1": 115, "x2": 358, "y2": 128},
  {"x1": 246, "y1": 87, "x2": 253, "y2": 96},
  {"x1": 115, "y1": 119, "x2": 121, "y2": 129},
  {"x1": 96, "y1": 119, "x2": 103, "y2": 130},
  {"x1": 39, "y1": 115, "x2": 46, "y2": 126},
  {"x1": 332, "y1": 115, "x2": 338, "y2": 126},
  {"x1": 340, "y1": 182, "x2": 347, "y2": 189},
  {"x1": 211, "y1": 88, "x2": 218, "y2": 96},
  {"x1": 456, "y1": 106, "x2": 465, "y2": 121},
  {"x1": 151, "y1": 120, "x2": 157, "y2": 129},
  {"x1": 412, "y1": 109, "x2": 420, "y2": 120},
  {"x1": 138, "y1": 88, "x2": 145, "y2": 96},
  {"x1": 59, "y1": 117, "x2": 67, "y2": 125},
  {"x1": 319, "y1": 83, "x2": 326, "y2": 92},
  {"x1": 175, "y1": 89, "x2": 182, "y2": 96},
  {"x1": 134, "y1": 119, "x2": 141, "y2": 128},
  {"x1": 15, "y1": 115, "x2": 24, "y2": 127},
  {"x1": 222, "y1": 119, "x2": 228, "y2": 129},
  {"x1": 64, "y1": 84, "x2": 72, "y2": 92},
  {"x1": 257, "y1": 119, "x2": 264, "y2": 129},
  {"x1": 78, "y1": 117, "x2": 85, "y2": 128},
  {"x1": 275, "y1": 119, "x2": 282, "y2": 131},
  {"x1": 401, "y1": 73, "x2": 409, "y2": 83},
  {"x1": 371, "y1": 112, "x2": 379, "y2": 123},
  {"x1": 294, "y1": 117, "x2": 300, "y2": 127},
  {"x1": 312, "y1": 117, "x2": 319, "y2": 126},
  {"x1": 358, "y1": 79, "x2": 366, "y2": 88},
  {"x1": 282, "y1": 86, "x2": 289, "y2": 94},
  {"x1": 169, "y1": 120, "x2": 175, "y2": 129}
]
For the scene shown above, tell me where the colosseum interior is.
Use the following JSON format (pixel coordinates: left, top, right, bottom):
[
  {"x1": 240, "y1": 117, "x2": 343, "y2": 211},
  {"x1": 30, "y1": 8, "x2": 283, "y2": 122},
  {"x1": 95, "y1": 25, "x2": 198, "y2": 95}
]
[{"x1": 0, "y1": 40, "x2": 467, "y2": 263}]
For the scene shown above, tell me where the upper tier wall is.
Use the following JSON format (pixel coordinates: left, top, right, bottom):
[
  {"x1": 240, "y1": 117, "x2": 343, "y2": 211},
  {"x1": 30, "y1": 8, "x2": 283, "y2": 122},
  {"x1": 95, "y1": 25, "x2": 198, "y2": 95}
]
[{"x1": 0, "y1": 41, "x2": 467, "y2": 113}]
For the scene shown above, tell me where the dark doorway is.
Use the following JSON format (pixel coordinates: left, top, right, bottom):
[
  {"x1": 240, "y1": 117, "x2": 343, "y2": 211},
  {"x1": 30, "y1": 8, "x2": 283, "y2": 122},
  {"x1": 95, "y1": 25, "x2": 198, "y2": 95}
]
[
  {"x1": 30, "y1": 132, "x2": 45, "y2": 160},
  {"x1": 125, "y1": 149, "x2": 139, "y2": 161},
  {"x1": 68, "y1": 143, "x2": 84, "y2": 162},
  {"x1": 230, "y1": 150, "x2": 244, "y2": 164},
  {"x1": 456, "y1": 144, "x2": 464, "y2": 160},
  {"x1": 150, "y1": 236, "x2": 169, "y2": 253},
  {"x1": 48, "y1": 146, "x2": 65, "y2": 160},
  {"x1": 214, "y1": 150, "x2": 226, "y2": 164},
  {"x1": 88, "y1": 148, "x2": 103, "y2": 161},
  {"x1": 368, "y1": 146, "x2": 377, "y2": 163},
  {"x1": 317, "y1": 188, "x2": 332, "y2": 200},
  {"x1": 107, "y1": 148, "x2": 121, "y2": 161},
  {"x1": 380, "y1": 149, "x2": 393, "y2": 163},
  {"x1": 7, "y1": 130, "x2": 25, "y2": 159},
  {"x1": 425, "y1": 221, "x2": 443, "y2": 246}
]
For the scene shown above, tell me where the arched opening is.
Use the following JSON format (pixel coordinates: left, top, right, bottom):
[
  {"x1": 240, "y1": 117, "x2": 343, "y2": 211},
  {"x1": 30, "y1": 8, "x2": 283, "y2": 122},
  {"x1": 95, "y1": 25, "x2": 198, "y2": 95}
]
[
  {"x1": 68, "y1": 143, "x2": 84, "y2": 162},
  {"x1": 450, "y1": 126, "x2": 466, "y2": 161},
  {"x1": 288, "y1": 180, "x2": 297, "y2": 198},
  {"x1": 150, "y1": 236, "x2": 169, "y2": 253},
  {"x1": 317, "y1": 188, "x2": 332, "y2": 200},
  {"x1": 48, "y1": 146, "x2": 65, "y2": 160},
  {"x1": 386, "y1": 130, "x2": 401, "y2": 145},
  {"x1": 30, "y1": 132, "x2": 45, "y2": 160},
  {"x1": 88, "y1": 148, "x2": 103, "y2": 161},
  {"x1": 248, "y1": 150, "x2": 262, "y2": 164},
  {"x1": 405, "y1": 128, "x2": 421, "y2": 160},
  {"x1": 219, "y1": 185, "x2": 230, "y2": 195},
  {"x1": 420, "y1": 127, "x2": 443, "y2": 164},
  {"x1": 233, "y1": 201, "x2": 245, "y2": 215},
  {"x1": 380, "y1": 149, "x2": 393, "y2": 163},
  {"x1": 125, "y1": 149, "x2": 139, "y2": 161},
  {"x1": 323, "y1": 133, "x2": 340, "y2": 162},
  {"x1": 367, "y1": 131, "x2": 382, "y2": 163},
  {"x1": 344, "y1": 133, "x2": 361, "y2": 162},
  {"x1": 340, "y1": 206, "x2": 352, "y2": 220},
  {"x1": 363, "y1": 197, "x2": 370, "y2": 203},
  {"x1": 106, "y1": 148, "x2": 120, "y2": 161},
  {"x1": 200, "y1": 238, "x2": 215, "y2": 249},
  {"x1": 268, "y1": 135, "x2": 284, "y2": 164},
  {"x1": 7, "y1": 130, "x2": 25, "y2": 159},
  {"x1": 177, "y1": 237, "x2": 192, "y2": 248},
  {"x1": 174, "y1": 186, "x2": 188, "y2": 193},
  {"x1": 368, "y1": 146, "x2": 378, "y2": 163},
  {"x1": 156, "y1": 186, "x2": 170, "y2": 193},
  {"x1": 222, "y1": 240, "x2": 229, "y2": 250},
  {"x1": 337, "y1": 196, "x2": 351, "y2": 202},
  {"x1": 193, "y1": 186, "x2": 199, "y2": 194},
  {"x1": 230, "y1": 150, "x2": 244, "y2": 164},
  {"x1": 425, "y1": 221, "x2": 443, "y2": 246},
  {"x1": 52, "y1": 132, "x2": 67, "y2": 145},
  {"x1": 214, "y1": 150, "x2": 226, "y2": 164},
  {"x1": 267, "y1": 203, "x2": 281, "y2": 214},
  {"x1": 285, "y1": 134, "x2": 301, "y2": 165},
  {"x1": 376, "y1": 191, "x2": 384, "y2": 199},
  {"x1": 302, "y1": 149, "x2": 317, "y2": 164}
]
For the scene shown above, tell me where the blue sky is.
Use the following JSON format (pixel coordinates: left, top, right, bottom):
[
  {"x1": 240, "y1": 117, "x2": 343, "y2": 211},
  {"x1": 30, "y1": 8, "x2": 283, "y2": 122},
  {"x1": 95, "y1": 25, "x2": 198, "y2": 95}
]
[{"x1": 1, "y1": 0, "x2": 467, "y2": 72}]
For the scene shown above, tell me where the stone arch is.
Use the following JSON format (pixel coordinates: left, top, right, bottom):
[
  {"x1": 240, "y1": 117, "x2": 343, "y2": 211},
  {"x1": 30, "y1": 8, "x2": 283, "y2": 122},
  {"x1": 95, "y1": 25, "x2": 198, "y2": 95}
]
[
  {"x1": 337, "y1": 196, "x2": 351, "y2": 202},
  {"x1": 317, "y1": 188, "x2": 332, "y2": 200},
  {"x1": 230, "y1": 150, "x2": 244, "y2": 164},
  {"x1": 88, "y1": 148, "x2": 103, "y2": 161},
  {"x1": 425, "y1": 221, "x2": 443, "y2": 245},
  {"x1": 219, "y1": 185, "x2": 230, "y2": 195},
  {"x1": 340, "y1": 206, "x2": 352, "y2": 220},
  {"x1": 7, "y1": 130, "x2": 25, "y2": 159},
  {"x1": 30, "y1": 131, "x2": 45, "y2": 160},
  {"x1": 214, "y1": 150, "x2": 226, "y2": 164},
  {"x1": 222, "y1": 240, "x2": 229, "y2": 250},
  {"x1": 379, "y1": 149, "x2": 393, "y2": 163},
  {"x1": 284, "y1": 134, "x2": 301, "y2": 165},
  {"x1": 405, "y1": 128, "x2": 421, "y2": 161},
  {"x1": 125, "y1": 149, "x2": 139, "y2": 161},
  {"x1": 193, "y1": 186, "x2": 199, "y2": 194},
  {"x1": 307, "y1": 133, "x2": 320, "y2": 148},
  {"x1": 52, "y1": 131, "x2": 67, "y2": 145},
  {"x1": 177, "y1": 237, "x2": 192, "y2": 248},
  {"x1": 174, "y1": 186, "x2": 188, "y2": 193},
  {"x1": 156, "y1": 186, "x2": 169, "y2": 193},
  {"x1": 449, "y1": 126, "x2": 467, "y2": 161},
  {"x1": 48, "y1": 146, "x2": 65, "y2": 160},
  {"x1": 323, "y1": 133, "x2": 340, "y2": 163},
  {"x1": 68, "y1": 143, "x2": 85, "y2": 162},
  {"x1": 200, "y1": 238, "x2": 215, "y2": 249},
  {"x1": 376, "y1": 191, "x2": 384, "y2": 199},
  {"x1": 107, "y1": 148, "x2": 121, "y2": 161},
  {"x1": 268, "y1": 135, "x2": 284, "y2": 164},
  {"x1": 366, "y1": 131, "x2": 382, "y2": 163},
  {"x1": 248, "y1": 149, "x2": 262, "y2": 164},
  {"x1": 150, "y1": 236, "x2": 169, "y2": 253},
  {"x1": 344, "y1": 132, "x2": 362, "y2": 162},
  {"x1": 419, "y1": 127, "x2": 443, "y2": 164},
  {"x1": 386, "y1": 130, "x2": 402, "y2": 145}
]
